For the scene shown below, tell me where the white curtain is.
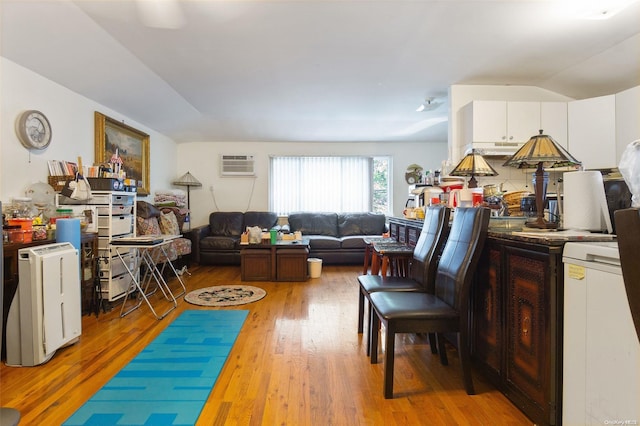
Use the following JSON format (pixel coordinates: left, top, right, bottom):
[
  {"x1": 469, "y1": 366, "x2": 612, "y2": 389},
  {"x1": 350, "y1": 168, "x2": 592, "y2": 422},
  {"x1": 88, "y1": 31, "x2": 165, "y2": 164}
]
[{"x1": 270, "y1": 156, "x2": 372, "y2": 215}]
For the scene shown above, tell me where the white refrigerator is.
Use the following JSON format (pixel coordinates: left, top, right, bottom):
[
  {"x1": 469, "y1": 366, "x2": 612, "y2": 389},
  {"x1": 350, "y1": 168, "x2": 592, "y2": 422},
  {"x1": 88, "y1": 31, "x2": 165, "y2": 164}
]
[{"x1": 563, "y1": 241, "x2": 639, "y2": 425}]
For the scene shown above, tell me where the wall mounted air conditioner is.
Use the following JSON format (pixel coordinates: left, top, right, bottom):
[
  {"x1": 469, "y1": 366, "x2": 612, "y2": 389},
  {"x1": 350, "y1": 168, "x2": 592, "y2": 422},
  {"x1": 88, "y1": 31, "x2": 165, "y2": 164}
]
[{"x1": 220, "y1": 155, "x2": 255, "y2": 177}]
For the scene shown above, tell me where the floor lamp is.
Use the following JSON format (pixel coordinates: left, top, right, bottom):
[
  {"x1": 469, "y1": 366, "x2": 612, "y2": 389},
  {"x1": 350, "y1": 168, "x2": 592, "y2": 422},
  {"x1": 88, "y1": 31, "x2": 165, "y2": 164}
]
[
  {"x1": 173, "y1": 171, "x2": 202, "y2": 229},
  {"x1": 503, "y1": 130, "x2": 581, "y2": 229}
]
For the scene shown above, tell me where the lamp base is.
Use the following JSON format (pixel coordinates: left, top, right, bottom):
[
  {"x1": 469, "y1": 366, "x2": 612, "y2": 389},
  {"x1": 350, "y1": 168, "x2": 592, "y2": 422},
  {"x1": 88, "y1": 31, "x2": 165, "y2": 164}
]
[{"x1": 525, "y1": 217, "x2": 559, "y2": 230}]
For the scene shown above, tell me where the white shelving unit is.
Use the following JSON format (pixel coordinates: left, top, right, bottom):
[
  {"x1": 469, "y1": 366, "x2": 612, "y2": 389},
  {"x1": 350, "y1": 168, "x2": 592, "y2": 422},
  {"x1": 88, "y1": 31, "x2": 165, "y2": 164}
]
[{"x1": 57, "y1": 190, "x2": 137, "y2": 301}]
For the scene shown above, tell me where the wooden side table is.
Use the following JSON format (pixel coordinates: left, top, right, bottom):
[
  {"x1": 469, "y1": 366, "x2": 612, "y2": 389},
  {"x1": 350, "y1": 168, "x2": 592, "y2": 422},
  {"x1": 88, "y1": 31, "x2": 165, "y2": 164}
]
[{"x1": 240, "y1": 239, "x2": 310, "y2": 281}]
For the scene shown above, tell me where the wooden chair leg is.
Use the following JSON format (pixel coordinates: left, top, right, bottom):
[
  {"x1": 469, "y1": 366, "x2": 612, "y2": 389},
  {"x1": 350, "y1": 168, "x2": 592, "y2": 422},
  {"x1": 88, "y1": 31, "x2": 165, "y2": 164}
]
[
  {"x1": 383, "y1": 325, "x2": 396, "y2": 399},
  {"x1": 370, "y1": 311, "x2": 379, "y2": 364},
  {"x1": 371, "y1": 254, "x2": 380, "y2": 275},
  {"x1": 437, "y1": 333, "x2": 448, "y2": 366},
  {"x1": 363, "y1": 244, "x2": 371, "y2": 275},
  {"x1": 428, "y1": 333, "x2": 438, "y2": 354},
  {"x1": 357, "y1": 288, "x2": 365, "y2": 333},
  {"x1": 458, "y1": 331, "x2": 475, "y2": 395},
  {"x1": 381, "y1": 255, "x2": 389, "y2": 276}
]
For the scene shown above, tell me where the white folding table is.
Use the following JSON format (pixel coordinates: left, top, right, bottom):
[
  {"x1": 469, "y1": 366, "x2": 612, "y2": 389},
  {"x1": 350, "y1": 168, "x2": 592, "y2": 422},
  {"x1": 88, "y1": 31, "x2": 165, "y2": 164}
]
[{"x1": 111, "y1": 235, "x2": 187, "y2": 320}]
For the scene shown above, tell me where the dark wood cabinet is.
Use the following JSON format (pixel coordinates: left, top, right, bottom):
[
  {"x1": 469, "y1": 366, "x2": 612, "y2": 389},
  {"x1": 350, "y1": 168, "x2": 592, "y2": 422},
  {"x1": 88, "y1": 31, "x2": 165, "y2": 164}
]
[
  {"x1": 79, "y1": 233, "x2": 98, "y2": 315},
  {"x1": 387, "y1": 217, "x2": 422, "y2": 247},
  {"x1": 472, "y1": 235, "x2": 563, "y2": 426}
]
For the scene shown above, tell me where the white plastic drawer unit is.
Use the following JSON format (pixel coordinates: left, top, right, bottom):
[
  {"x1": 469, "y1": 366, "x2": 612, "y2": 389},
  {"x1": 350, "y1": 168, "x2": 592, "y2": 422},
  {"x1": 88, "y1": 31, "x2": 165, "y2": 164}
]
[
  {"x1": 98, "y1": 252, "x2": 135, "y2": 277},
  {"x1": 97, "y1": 205, "x2": 134, "y2": 215},
  {"x1": 100, "y1": 273, "x2": 134, "y2": 301},
  {"x1": 98, "y1": 215, "x2": 133, "y2": 236},
  {"x1": 89, "y1": 192, "x2": 134, "y2": 206}
]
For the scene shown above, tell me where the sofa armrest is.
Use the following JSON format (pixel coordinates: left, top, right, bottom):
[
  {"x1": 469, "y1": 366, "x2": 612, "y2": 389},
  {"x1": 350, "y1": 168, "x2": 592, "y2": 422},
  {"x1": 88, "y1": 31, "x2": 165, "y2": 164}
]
[{"x1": 189, "y1": 224, "x2": 211, "y2": 264}]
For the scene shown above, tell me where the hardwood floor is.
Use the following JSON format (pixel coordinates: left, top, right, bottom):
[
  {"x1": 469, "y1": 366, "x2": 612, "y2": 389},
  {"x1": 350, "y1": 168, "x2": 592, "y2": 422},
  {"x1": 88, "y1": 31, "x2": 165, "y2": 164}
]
[{"x1": 1, "y1": 264, "x2": 533, "y2": 425}]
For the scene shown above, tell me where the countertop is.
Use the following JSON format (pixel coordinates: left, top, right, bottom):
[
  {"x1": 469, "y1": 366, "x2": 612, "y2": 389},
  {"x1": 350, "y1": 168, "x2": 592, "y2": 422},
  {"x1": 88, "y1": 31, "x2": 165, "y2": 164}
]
[{"x1": 488, "y1": 229, "x2": 616, "y2": 246}]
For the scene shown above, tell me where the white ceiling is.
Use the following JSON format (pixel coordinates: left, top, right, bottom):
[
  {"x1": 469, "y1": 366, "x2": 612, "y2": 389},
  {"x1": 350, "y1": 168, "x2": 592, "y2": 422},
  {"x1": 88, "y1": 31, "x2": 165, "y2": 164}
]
[{"x1": 2, "y1": 0, "x2": 639, "y2": 144}]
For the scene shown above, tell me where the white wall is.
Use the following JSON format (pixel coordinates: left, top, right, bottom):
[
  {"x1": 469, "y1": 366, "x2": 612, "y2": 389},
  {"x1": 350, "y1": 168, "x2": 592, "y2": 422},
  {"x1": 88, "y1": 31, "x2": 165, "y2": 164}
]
[
  {"x1": 176, "y1": 140, "x2": 448, "y2": 227},
  {"x1": 1, "y1": 58, "x2": 178, "y2": 206},
  {"x1": 1, "y1": 58, "x2": 447, "y2": 223}
]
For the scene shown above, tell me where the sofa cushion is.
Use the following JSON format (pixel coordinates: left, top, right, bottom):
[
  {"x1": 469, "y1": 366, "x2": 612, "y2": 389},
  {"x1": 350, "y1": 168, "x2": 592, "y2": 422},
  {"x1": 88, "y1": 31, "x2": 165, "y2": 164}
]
[
  {"x1": 307, "y1": 235, "x2": 341, "y2": 250},
  {"x1": 244, "y1": 211, "x2": 278, "y2": 230},
  {"x1": 209, "y1": 212, "x2": 244, "y2": 237},
  {"x1": 340, "y1": 235, "x2": 368, "y2": 249},
  {"x1": 337, "y1": 212, "x2": 386, "y2": 236},
  {"x1": 288, "y1": 212, "x2": 338, "y2": 237},
  {"x1": 200, "y1": 236, "x2": 239, "y2": 251}
]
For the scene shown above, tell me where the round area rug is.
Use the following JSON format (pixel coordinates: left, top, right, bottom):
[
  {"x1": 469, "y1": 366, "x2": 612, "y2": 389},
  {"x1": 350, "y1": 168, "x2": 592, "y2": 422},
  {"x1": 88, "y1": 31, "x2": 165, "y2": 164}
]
[{"x1": 185, "y1": 285, "x2": 266, "y2": 307}]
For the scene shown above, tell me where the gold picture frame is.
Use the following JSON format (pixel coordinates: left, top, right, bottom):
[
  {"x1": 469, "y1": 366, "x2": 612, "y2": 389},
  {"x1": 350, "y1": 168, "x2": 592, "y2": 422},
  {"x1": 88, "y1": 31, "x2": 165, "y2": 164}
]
[{"x1": 94, "y1": 111, "x2": 150, "y2": 196}]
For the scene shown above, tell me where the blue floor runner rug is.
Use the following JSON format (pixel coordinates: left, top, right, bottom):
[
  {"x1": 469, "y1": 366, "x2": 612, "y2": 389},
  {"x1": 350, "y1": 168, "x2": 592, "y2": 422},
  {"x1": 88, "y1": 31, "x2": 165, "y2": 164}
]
[{"x1": 64, "y1": 310, "x2": 248, "y2": 426}]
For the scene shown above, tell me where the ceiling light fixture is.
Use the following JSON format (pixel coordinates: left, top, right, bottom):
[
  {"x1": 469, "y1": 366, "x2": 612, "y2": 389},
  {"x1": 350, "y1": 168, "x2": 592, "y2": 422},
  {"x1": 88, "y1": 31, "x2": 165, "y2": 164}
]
[
  {"x1": 416, "y1": 97, "x2": 441, "y2": 112},
  {"x1": 558, "y1": 0, "x2": 639, "y2": 19}
]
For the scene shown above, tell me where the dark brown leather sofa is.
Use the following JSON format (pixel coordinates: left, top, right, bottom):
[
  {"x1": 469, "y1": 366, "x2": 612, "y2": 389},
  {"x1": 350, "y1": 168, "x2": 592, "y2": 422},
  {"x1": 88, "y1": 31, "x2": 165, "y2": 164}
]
[
  {"x1": 191, "y1": 211, "x2": 280, "y2": 265},
  {"x1": 192, "y1": 211, "x2": 387, "y2": 266}
]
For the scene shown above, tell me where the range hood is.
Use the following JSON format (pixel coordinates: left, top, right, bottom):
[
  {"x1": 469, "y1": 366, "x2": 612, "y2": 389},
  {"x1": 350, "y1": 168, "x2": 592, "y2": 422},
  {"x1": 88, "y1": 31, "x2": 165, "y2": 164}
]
[{"x1": 465, "y1": 141, "x2": 524, "y2": 157}]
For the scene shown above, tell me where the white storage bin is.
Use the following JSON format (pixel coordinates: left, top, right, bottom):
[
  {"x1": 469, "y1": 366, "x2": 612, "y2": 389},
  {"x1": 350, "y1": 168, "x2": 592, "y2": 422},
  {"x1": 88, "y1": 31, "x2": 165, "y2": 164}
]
[
  {"x1": 97, "y1": 205, "x2": 134, "y2": 215},
  {"x1": 100, "y1": 273, "x2": 134, "y2": 301},
  {"x1": 98, "y1": 215, "x2": 133, "y2": 236},
  {"x1": 99, "y1": 253, "x2": 135, "y2": 277}
]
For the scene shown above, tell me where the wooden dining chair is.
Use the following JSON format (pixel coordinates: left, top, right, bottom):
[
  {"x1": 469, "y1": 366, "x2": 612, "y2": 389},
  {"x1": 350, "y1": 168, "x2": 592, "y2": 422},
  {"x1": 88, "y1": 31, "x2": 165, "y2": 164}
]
[
  {"x1": 368, "y1": 207, "x2": 490, "y2": 398},
  {"x1": 614, "y1": 207, "x2": 640, "y2": 343},
  {"x1": 357, "y1": 206, "x2": 450, "y2": 347}
]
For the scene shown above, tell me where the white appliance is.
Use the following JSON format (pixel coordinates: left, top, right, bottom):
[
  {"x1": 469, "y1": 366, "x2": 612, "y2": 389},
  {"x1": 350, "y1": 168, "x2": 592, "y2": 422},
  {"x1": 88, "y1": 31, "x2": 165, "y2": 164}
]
[
  {"x1": 563, "y1": 171, "x2": 613, "y2": 233},
  {"x1": 563, "y1": 241, "x2": 639, "y2": 425},
  {"x1": 5, "y1": 243, "x2": 82, "y2": 367}
]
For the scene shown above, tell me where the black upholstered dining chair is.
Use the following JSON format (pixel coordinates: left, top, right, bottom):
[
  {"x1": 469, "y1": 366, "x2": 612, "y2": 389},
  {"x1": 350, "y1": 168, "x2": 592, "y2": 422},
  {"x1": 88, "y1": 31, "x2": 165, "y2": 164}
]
[
  {"x1": 614, "y1": 207, "x2": 640, "y2": 343},
  {"x1": 357, "y1": 205, "x2": 450, "y2": 355},
  {"x1": 368, "y1": 207, "x2": 490, "y2": 398}
]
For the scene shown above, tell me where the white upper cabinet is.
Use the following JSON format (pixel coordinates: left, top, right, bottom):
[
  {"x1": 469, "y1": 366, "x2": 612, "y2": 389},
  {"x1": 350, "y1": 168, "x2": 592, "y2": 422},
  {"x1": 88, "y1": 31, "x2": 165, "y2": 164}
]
[
  {"x1": 568, "y1": 95, "x2": 616, "y2": 170},
  {"x1": 506, "y1": 101, "x2": 542, "y2": 142},
  {"x1": 615, "y1": 86, "x2": 640, "y2": 164},
  {"x1": 540, "y1": 102, "x2": 568, "y2": 149},
  {"x1": 464, "y1": 100, "x2": 566, "y2": 155}
]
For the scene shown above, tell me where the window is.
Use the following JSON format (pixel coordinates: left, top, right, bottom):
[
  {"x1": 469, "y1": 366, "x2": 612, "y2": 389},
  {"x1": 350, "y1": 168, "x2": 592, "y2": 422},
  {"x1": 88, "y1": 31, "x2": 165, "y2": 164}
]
[{"x1": 269, "y1": 156, "x2": 390, "y2": 216}]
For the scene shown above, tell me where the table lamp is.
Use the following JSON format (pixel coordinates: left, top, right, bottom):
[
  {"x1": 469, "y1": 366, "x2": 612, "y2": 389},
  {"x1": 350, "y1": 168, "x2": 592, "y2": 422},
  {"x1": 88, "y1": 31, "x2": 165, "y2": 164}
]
[
  {"x1": 449, "y1": 149, "x2": 498, "y2": 188},
  {"x1": 503, "y1": 130, "x2": 581, "y2": 229}
]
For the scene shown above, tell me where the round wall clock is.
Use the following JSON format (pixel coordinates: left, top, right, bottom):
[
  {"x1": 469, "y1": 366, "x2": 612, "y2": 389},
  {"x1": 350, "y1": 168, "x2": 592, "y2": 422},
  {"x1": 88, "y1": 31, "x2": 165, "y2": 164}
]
[{"x1": 16, "y1": 110, "x2": 52, "y2": 150}]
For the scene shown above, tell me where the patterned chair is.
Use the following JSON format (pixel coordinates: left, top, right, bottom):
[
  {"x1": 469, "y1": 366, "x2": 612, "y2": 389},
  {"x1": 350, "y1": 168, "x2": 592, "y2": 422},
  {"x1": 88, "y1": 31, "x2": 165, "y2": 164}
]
[{"x1": 136, "y1": 201, "x2": 191, "y2": 264}]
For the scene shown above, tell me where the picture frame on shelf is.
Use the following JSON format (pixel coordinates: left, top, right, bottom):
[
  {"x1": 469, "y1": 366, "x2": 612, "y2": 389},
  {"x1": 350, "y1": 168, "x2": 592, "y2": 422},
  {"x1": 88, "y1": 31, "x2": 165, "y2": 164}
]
[{"x1": 94, "y1": 111, "x2": 150, "y2": 196}]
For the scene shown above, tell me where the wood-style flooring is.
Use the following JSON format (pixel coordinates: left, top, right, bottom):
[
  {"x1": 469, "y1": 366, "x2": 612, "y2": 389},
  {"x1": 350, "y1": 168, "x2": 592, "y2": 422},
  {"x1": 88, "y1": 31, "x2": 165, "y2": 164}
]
[{"x1": 1, "y1": 264, "x2": 533, "y2": 425}]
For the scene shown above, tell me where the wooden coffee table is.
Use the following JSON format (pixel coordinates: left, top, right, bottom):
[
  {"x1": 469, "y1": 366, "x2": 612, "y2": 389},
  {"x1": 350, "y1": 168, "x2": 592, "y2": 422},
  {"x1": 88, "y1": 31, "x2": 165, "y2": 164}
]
[{"x1": 240, "y1": 238, "x2": 310, "y2": 281}]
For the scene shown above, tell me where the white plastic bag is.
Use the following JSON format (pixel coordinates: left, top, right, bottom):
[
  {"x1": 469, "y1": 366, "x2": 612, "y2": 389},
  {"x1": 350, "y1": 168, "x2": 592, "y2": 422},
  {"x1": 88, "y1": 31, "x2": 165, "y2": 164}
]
[
  {"x1": 61, "y1": 172, "x2": 92, "y2": 201},
  {"x1": 247, "y1": 226, "x2": 262, "y2": 244},
  {"x1": 619, "y1": 140, "x2": 640, "y2": 207}
]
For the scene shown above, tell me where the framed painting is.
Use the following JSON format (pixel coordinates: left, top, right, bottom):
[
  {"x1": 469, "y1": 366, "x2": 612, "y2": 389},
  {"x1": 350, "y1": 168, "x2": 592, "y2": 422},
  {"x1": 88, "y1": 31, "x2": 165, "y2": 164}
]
[{"x1": 94, "y1": 111, "x2": 150, "y2": 196}]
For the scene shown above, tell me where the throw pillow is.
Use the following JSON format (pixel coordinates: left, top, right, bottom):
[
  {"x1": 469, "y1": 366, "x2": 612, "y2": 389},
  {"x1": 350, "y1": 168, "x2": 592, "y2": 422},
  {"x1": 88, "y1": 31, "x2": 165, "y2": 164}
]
[
  {"x1": 159, "y1": 211, "x2": 180, "y2": 235},
  {"x1": 137, "y1": 216, "x2": 161, "y2": 235},
  {"x1": 136, "y1": 201, "x2": 161, "y2": 218}
]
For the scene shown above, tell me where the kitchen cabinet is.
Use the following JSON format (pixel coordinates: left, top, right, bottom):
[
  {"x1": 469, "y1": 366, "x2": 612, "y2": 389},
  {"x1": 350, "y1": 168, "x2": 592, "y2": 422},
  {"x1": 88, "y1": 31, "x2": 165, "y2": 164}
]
[
  {"x1": 568, "y1": 95, "x2": 616, "y2": 169},
  {"x1": 387, "y1": 217, "x2": 422, "y2": 247},
  {"x1": 615, "y1": 85, "x2": 640, "y2": 164},
  {"x1": 463, "y1": 101, "x2": 567, "y2": 155},
  {"x1": 540, "y1": 101, "x2": 568, "y2": 148},
  {"x1": 472, "y1": 235, "x2": 563, "y2": 426}
]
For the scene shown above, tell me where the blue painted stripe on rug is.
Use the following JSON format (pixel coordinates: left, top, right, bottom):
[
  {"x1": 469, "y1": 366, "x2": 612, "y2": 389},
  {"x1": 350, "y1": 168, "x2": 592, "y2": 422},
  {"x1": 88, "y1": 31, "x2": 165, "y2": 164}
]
[{"x1": 63, "y1": 310, "x2": 248, "y2": 426}]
